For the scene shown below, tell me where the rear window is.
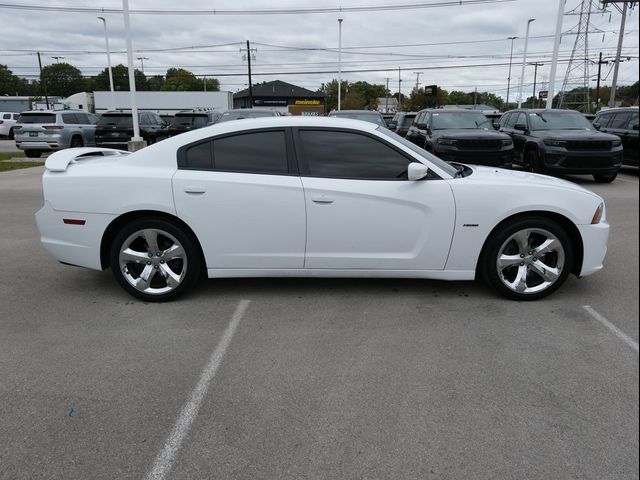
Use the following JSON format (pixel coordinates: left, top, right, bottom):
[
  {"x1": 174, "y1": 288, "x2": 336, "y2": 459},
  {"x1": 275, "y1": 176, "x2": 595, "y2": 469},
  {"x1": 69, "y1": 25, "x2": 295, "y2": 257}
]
[
  {"x1": 98, "y1": 115, "x2": 133, "y2": 127},
  {"x1": 18, "y1": 113, "x2": 56, "y2": 124},
  {"x1": 329, "y1": 112, "x2": 386, "y2": 126},
  {"x1": 398, "y1": 114, "x2": 416, "y2": 127},
  {"x1": 218, "y1": 111, "x2": 277, "y2": 122},
  {"x1": 172, "y1": 114, "x2": 208, "y2": 128}
]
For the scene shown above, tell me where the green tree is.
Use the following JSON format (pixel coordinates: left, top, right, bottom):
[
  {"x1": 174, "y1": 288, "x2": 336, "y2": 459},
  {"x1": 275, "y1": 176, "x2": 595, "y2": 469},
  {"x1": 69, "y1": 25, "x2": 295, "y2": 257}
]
[
  {"x1": 162, "y1": 68, "x2": 202, "y2": 91},
  {"x1": 203, "y1": 77, "x2": 220, "y2": 92},
  {"x1": 448, "y1": 90, "x2": 472, "y2": 105},
  {"x1": 342, "y1": 90, "x2": 366, "y2": 109},
  {"x1": 318, "y1": 79, "x2": 350, "y2": 112},
  {"x1": 93, "y1": 64, "x2": 147, "y2": 92},
  {"x1": 40, "y1": 63, "x2": 86, "y2": 96}
]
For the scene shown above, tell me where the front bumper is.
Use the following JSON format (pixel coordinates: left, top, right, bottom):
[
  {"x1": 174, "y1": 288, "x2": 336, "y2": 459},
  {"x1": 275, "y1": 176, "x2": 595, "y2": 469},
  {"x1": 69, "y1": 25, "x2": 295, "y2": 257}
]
[
  {"x1": 577, "y1": 221, "x2": 609, "y2": 277},
  {"x1": 434, "y1": 147, "x2": 514, "y2": 167},
  {"x1": 541, "y1": 147, "x2": 623, "y2": 174}
]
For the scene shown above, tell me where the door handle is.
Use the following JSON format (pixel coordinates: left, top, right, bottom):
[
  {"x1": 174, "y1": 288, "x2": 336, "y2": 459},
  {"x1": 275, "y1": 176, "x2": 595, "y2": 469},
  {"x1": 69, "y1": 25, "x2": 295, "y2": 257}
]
[
  {"x1": 183, "y1": 186, "x2": 206, "y2": 194},
  {"x1": 311, "y1": 195, "x2": 334, "y2": 204}
]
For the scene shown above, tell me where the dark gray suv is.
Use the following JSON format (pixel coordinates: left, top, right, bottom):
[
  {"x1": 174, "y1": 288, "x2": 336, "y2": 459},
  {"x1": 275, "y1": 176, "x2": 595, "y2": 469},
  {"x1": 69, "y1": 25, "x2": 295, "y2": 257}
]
[{"x1": 593, "y1": 107, "x2": 639, "y2": 167}]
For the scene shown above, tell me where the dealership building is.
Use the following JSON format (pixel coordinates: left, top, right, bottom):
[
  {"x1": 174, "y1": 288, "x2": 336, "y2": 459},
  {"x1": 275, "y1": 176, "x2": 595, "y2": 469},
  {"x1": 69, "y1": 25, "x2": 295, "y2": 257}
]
[{"x1": 233, "y1": 80, "x2": 325, "y2": 115}]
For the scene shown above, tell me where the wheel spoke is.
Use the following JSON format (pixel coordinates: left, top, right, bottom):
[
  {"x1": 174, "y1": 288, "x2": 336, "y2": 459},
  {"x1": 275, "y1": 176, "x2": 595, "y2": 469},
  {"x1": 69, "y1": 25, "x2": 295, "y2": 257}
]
[
  {"x1": 160, "y1": 264, "x2": 182, "y2": 288},
  {"x1": 162, "y1": 244, "x2": 185, "y2": 261},
  {"x1": 513, "y1": 230, "x2": 530, "y2": 254},
  {"x1": 530, "y1": 260, "x2": 560, "y2": 283},
  {"x1": 120, "y1": 248, "x2": 149, "y2": 264},
  {"x1": 533, "y1": 238, "x2": 557, "y2": 256},
  {"x1": 507, "y1": 265, "x2": 529, "y2": 293},
  {"x1": 143, "y1": 229, "x2": 160, "y2": 254},
  {"x1": 134, "y1": 264, "x2": 155, "y2": 291},
  {"x1": 498, "y1": 254, "x2": 522, "y2": 269}
]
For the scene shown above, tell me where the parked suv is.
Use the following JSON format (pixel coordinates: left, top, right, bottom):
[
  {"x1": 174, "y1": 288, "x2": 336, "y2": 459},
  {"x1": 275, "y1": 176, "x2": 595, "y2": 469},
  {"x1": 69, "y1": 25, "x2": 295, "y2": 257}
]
[
  {"x1": 406, "y1": 109, "x2": 514, "y2": 167},
  {"x1": 0, "y1": 112, "x2": 21, "y2": 139},
  {"x1": 499, "y1": 108, "x2": 623, "y2": 182},
  {"x1": 14, "y1": 110, "x2": 99, "y2": 158},
  {"x1": 387, "y1": 112, "x2": 417, "y2": 137},
  {"x1": 95, "y1": 111, "x2": 168, "y2": 150},
  {"x1": 217, "y1": 109, "x2": 280, "y2": 123},
  {"x1": 593, "y1": 107, "x2": 639, "y2": 167},
  {"x1": 167, "y1": 110, "x2": 223, "y2": 137}
]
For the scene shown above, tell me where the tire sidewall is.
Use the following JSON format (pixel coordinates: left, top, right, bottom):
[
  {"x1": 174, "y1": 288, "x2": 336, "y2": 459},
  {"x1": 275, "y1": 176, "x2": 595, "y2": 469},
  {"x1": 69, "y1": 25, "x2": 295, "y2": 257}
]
[
  {"x1": 481, "y1": 216, "x2": 574, "y2": 301},
  {"x1": 109, "y1": 217, "x2": 201, "y2": 301}
]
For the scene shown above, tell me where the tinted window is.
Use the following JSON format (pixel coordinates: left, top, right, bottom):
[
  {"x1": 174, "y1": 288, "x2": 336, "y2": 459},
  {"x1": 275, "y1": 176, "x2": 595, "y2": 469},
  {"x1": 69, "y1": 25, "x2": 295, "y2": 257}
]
[
  {"x1": 513, "y1": 112, "x2": 527, "y2": 128},
  {"x1": 628, "y1": 113, "x2": 639, "y2": 129},
  {"x1": 328, "y1": 111, "x2": 386, "y2": 126},
  {"x1": 399, "y1": 114, "x2": 416, "y2": 127},
  {"x1": 62, "y1": 113, "x2": 78, "y2": 124},
  {"x1": 431, "y1": 112, "x2": 491, "y2": 129},
  {"x1": 609, "y1": 112, "x2": 632, "y2": 129},
  {"x1": 500, "y1": 112, "x2": 512, "y2": 127},
  {"x1": 299, "y1": 129, "x2": 410, "y2": 179},
  {"x1": 172, "y1": 114, "x2": 208, "y2": 128},
  {"x1": 18, "y1": 113, "x2": 56, "y2": 124},
  {"x1": 213, "y1": 130, "x2": 288, "y2": 174},
  {"x1": 98, "y1": 115, "x2": 133, "y2": 127},
  {"x1": 185, "y1": 141, "x2": 212, "y2": 169},
  {"x1": 2, "y1": 114, "x2": 10, "y2": 119},
  {"x1": 218, "y1": 110, "x2": 277, "y2": 122},
  {"x1": 596, "y1": 112, "x2": 613, "y2": 128},
  {"x1": 529, "y1": 111, "x2": 594, "y2": 131}
]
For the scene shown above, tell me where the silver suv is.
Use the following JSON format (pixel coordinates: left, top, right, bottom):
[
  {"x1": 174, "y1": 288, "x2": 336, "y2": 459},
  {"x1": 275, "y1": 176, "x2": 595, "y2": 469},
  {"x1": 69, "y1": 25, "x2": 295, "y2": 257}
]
[{"x1": 14, "y1": 110, "x2": 99, "y2": 158}]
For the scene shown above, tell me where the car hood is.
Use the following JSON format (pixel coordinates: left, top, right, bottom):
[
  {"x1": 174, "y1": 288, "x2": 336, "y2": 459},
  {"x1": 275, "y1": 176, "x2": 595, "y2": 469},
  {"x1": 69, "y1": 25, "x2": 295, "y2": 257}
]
[
  {"x1": 458, "y1": 165, "x2": 602, "y2": 199},
  {"x1": 529, "y1": 129, "x2": 620, "y2": 141},
  {"x1": 433, "y1": 129, "x2": 510, "y2": 140}
]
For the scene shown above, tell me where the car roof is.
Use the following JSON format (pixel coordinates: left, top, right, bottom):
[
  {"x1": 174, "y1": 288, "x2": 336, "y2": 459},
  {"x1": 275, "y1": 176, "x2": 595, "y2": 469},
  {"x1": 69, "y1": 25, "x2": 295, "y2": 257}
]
[
  {"x1": 20, "y1": 110, "x2": 83, "y2": 114},
  {"x1": 596, "y1": 106, "x2": 639, "y2": 114},
  {"x1": 329, "y1": 110, "x2": 382, "y2": 115}
]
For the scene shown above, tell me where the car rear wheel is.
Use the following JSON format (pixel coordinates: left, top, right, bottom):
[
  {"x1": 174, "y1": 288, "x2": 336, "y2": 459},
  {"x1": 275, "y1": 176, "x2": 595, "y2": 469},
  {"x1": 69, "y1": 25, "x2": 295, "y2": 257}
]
[
  {"x1": 110, "y1": 217, "x2": 202, "y2": 302},
  {"x1": 481, "y1": 217, "x2": 573, "y2": 300},
  {"x1": 526, "y1": 150, "x2": 541, "y2": 173},
  {"x1": 8, "y1": 127, "x2": 14, "y2": 140},
  {"x1": 593, "y1": 173, "x2": 617, "y2": 183},
  {"x1": 70, "y1": 136, "x2": 83, "y2": 148},
  {"x1": 25, "y1": 150, "x2": 42, "y2": 158}
]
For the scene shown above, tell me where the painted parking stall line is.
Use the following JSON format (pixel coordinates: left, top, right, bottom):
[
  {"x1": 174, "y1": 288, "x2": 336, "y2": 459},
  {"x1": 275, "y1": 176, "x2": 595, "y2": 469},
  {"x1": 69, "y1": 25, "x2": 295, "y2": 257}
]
[
  {"x1": 583, "y1": 305, "x2": 639, "y2": 353},
  {"x1": 145, "y1": 299, "x2": 251, "y2": 480}
]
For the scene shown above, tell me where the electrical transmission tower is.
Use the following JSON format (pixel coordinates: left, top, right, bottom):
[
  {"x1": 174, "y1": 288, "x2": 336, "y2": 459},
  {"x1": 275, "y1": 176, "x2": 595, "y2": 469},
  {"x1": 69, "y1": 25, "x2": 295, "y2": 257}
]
[{"x1": 557, "y1": 0, "x2": 606, "y2": 112}]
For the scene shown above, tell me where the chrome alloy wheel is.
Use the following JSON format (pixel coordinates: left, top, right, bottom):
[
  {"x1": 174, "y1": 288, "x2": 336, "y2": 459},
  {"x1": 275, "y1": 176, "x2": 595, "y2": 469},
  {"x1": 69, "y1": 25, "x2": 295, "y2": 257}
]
[
  {"x1": 118, "y1": 228, "x2": 187, "y2": 295},
  {"x1": 496, "y1": 228, "x2": 565, "y2": 295}
]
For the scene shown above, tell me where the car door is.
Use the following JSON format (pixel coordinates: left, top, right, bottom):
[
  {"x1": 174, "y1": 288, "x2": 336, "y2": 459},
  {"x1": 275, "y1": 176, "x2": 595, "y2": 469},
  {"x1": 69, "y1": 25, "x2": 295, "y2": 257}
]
[
  {"x1": 172, "y1": 128, "x2": 306, "y2": 269},
  {"x1": 76, "y1": 113, "x2": 96, "y2": 146},
  {"x1": 405, "y1": 112, "x2": 424, "y2": 146},
  {"x1": 502, "y1": 112, "x2": 527, "y2": 162},
  {"x1": 294, "y1": 127, "x2": 455, "y2": 270}
]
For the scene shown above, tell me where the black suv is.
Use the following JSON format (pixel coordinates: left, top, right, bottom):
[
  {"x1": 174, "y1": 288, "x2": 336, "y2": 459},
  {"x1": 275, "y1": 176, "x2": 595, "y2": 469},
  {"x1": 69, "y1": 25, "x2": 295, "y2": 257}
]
[
  {"x1": 95, "y1": 111, "x2": 168, "y2": 150},
  {"x1": 593, "y1": 107, "x2": 639, "y2": 167},
  {"x1": 167, "y1": 110, "x2": 222, "y2": 137},
  {"x1": 387, "y1": 111, "x2": 417, "y2": 137},
  {"x1": 405, "y1": 109, "x2": 513, "y2": 167},
  {"x1": 499, "y1": 108, "x2": 623, "y2": 182}
]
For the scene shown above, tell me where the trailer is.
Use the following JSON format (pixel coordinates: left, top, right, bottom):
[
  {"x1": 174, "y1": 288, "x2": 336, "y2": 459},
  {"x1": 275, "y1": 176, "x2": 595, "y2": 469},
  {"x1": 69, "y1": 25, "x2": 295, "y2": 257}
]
[{"x1": 92, "y1": 91, "x2": 233, "y2": 115}]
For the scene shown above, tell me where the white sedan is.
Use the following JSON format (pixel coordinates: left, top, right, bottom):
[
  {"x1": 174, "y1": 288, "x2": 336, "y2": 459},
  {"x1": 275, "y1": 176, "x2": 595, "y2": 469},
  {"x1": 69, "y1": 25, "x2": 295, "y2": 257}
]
[{"x1": 36, "y1": 116, "x2": 609, "y2": 302}]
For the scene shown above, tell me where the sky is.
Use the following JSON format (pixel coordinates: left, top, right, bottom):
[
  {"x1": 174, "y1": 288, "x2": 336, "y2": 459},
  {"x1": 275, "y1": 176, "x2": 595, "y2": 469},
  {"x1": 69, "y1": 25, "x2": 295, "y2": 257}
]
[{"x1": 0, "y1": 0, "x2": 638, "y2": 102}]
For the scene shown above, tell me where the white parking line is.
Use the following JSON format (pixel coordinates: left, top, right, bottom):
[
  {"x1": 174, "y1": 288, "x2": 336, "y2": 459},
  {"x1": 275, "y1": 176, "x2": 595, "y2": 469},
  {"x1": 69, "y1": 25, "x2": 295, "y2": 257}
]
[
  {"x1": 583, "y1": 305, "x2": 639, "y2": 353},
  {"x1": 615, "y1": 176, "x2": 639, "y2": 185},
  {"x1": 145, "y1": 299, "x2": 251, "y2": 480}
]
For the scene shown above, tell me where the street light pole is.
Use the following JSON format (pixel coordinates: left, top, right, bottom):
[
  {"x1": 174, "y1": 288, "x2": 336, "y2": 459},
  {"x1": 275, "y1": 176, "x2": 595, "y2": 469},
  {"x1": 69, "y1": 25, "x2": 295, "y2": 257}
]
[
  {"x1": 51, "y1": 56, "x2": 65, "y2": 63},
  {"x1": 547, "y1": 0, "x2": 566, "y2": 109},
  {"x1": 505, "y1": 36, "x2": 517, "y2": 110},
  {"x1": 137, "y1": 56, "x2": 149, "y2": 75},
  {"x1": 609, "y1": 1, "x2": 628, "y2": 108},
  {"x1": 98, "y1": 16, "x2": 115, "y2": 110},
  {"x1": 517, "y1": 19, "x2": 535, "y2": 108},
  {"x1": 122, "y1": 0, "x2": 143, "y2": 148},
  {"x1": 530, "y1": 62, "x2": 543, "y2": 107},
  {"x1": 337, "y1": 18, "x2": 343, "y2": 111}
]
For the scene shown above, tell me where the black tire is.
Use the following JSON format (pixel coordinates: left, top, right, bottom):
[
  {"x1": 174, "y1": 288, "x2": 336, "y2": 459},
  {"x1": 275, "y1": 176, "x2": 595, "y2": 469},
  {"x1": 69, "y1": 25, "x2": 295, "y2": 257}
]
[
  {"x1": 480, "y1": 216, "x2": 574, "y2": 301},
  {"x1": 70, "y1": 136, "x2": 83, "y2": 148},
  {"x1": 593, "y1": 173, "x2": 617, "y2": 183},
  {"x1": 525, "y1": 150, "x2": 541, "y2": 173},
  {"x1": 24, "y1": 150, "x2": 42, "y2": 158},
  {"x1": 109, "y1": 217, "x2": 202, "y2": 302},
  {"x1": 8, "y1": 128, "x2": 14, "y2": 140}
]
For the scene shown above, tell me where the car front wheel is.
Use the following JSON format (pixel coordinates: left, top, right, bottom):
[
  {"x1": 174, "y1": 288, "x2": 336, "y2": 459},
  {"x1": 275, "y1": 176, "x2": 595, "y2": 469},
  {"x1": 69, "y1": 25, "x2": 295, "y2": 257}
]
[
  {"x1": 481, "y1": 217, "x2": 573, "y2": 300},
  {"x1": 110, "y1": 217, "x2": 202, "y2": 301},
  {"x1": 593, "y1": 173, "x2": 617, "y2": 183}
]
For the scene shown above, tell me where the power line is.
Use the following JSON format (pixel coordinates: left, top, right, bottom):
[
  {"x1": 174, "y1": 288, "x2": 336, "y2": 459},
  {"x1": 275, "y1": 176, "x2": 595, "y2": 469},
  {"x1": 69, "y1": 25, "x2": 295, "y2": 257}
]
[{"x1": 0, "y1": 0, "x2": 515, "y2": 16}]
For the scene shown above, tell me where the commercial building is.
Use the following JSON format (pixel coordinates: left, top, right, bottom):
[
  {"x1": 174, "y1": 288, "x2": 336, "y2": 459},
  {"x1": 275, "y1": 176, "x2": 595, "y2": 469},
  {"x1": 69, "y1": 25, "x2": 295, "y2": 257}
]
[{"x1": 233, "y1": 80, "x2": 325, "y2": 115}]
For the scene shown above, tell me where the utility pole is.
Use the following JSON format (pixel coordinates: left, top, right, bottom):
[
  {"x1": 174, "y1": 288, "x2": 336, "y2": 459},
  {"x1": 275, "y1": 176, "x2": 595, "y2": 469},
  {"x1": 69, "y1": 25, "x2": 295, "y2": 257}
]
[
  {"x1": 338, "y1": 18, "x2": 343, "y2": 111},
  {"x1": 385, "y1": 77, "x2": 391, "y2": 113},
  {"x1": 505, "y1": 36, "x2": 517, "y2": 111},
  {"x1": 531, "y1": 62, "x2": 543, "y2": 107},
  {"x1": 609, "y1": 1, "x2": 628, "y2": 108},
  {"x1": 36, "y1": 52, "x2": 50, "y2": 109},
  {"x1": 413, "y1": 71, "x2": 423, "y2": 90},
  {"x1": 240, "y1": 41, "x2": 256, "y2": 108},
  {"x1": 398, "y1": 67, "x2": 402, "y2": 111},
  {"x1": 595, "y1": 52, "x2": 605, "y2": 110},
  {"x1": 136, "y1": 56, "x2": 148, "y2": 75},
  {"x1": 474, "y1": 87, "x2": 478, "y2": 108}
]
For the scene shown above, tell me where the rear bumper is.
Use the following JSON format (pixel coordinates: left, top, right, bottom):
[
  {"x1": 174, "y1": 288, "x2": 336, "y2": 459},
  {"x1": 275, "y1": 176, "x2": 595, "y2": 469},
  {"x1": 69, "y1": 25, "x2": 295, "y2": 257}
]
[
  {"x1": 577, "y1": 222, "x2": 609, "y2": 277},
  {"x1": 15, "y1": 140, "x2": 67, "y2": 151},
  {"x1": 35, "y1": 201, "x2": 116, "y2": 271}
]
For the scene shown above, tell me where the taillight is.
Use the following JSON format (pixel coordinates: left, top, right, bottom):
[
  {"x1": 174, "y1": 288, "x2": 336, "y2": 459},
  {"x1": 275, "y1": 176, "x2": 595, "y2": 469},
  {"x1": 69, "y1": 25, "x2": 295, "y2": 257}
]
[
  {"x1": 43, "y1": 125, "x2": 64, "y2": 130},
  {"x1": 0, "y1": 120, "x2": 4, "y2": 125}
]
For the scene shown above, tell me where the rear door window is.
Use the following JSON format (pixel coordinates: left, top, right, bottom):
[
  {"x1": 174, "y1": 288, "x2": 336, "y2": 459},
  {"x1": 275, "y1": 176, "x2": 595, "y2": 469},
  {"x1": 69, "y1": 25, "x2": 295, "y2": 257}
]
[
  {"x1": 2, "y1": 114, "x2": 10, "y2": 120},
  {"x1": 213, "y1": 130, "x2": 288, "y2": 174},
  {"x1": 609, "y1": 112, "x2": 632, "y2": 129}
]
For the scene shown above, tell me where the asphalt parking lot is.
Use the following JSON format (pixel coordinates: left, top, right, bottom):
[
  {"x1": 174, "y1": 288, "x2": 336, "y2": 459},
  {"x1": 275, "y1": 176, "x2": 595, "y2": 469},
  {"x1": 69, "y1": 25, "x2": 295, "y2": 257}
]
[{"x1": 0, "y1": 159, "x2": 638, "y2": 479}]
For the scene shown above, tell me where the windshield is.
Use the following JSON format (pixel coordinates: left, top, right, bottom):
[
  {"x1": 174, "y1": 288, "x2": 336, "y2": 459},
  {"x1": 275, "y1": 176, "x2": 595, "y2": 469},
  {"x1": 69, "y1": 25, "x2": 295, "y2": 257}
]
[
  {"x1": 330, "y1": 112, "x2": 386, "y2": 126},
  {"x1": 17, "y1": 113, "x2": 56, "y2": 124},
  {"x1": 529, "y1": 112, "x2": 594, "y2": 131},
  {"x1": 98, "y1": 115, "x2": 133, "y2": 127},
  {"x1": 431, "y1": 112, "x2": 492, "y2": 130},
  {"x1": 218, "y1": 110, "x2": 276, "y2": 122},
  {"x1": 376, "y1": 127, "x2": 459, "y2": 178},
  {"x1": 172, "y1": 114, "x2": 208, "y2": 127}
]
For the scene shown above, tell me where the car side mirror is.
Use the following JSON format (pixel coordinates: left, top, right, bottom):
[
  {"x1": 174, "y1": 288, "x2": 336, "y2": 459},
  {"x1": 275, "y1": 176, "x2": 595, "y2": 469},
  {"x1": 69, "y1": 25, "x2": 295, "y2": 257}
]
[
  {"x1": 592, "y1": 122, "x2": 601, "y2": 130},
  {"x1": 493, "y1": 121, "x2": 500, "y2": 130},
  {"x1": 408, "y1": 162, "x2": 429, "y2": 181},
  {"x1": 416, "y1": 123, "x2": 426, "y2": 130},
  {"x1": 514, "y1": 123, "x2": 528, "y2": 132}
]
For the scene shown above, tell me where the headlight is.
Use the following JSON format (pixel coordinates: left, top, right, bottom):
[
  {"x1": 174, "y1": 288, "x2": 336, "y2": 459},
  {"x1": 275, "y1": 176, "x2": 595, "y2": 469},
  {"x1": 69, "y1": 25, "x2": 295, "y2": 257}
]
[
  {"x1": 612, "y1": 139, "x2": 622, "y2": 147},
  {"x1": 437, "y1": 138, "x2": 457, "y2": 146},
  {"x1": 501, "y1": 139, "x2": 513, "y2": 146},
  {"x1": 543, "y1": 139, "x2": 567, "y2": 147}
]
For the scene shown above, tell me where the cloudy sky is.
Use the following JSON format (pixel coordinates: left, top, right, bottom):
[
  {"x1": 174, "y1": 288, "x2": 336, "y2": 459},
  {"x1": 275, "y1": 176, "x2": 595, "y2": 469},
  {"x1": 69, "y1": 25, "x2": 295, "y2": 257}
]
[{"x1": 0, "y1": 0, "x2": 638, "y2": 101}]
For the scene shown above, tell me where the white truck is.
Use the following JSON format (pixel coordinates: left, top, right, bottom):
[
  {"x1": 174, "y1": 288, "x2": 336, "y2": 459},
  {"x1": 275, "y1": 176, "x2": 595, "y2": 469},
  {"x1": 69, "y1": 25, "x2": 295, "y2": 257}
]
[{"x1": 63, "y1": 91, "x2": 233, "y2": 115}]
